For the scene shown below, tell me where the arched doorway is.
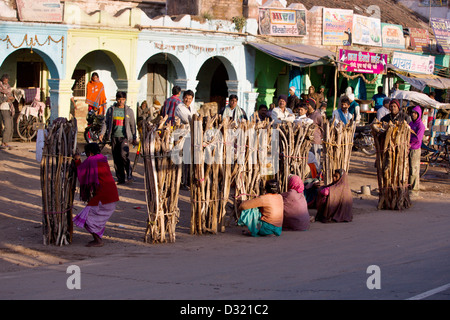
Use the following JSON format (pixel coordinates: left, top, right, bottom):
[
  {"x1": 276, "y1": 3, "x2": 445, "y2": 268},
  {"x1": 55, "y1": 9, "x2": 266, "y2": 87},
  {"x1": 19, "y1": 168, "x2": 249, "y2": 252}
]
[
  {"x1": 196, "y1": 57, "x2": 237, "y2": 111},
  {"x1": 70, "y1": 50, "x2": 127, "y2": 128},
  {"x1": 0, "y1": 48, "x2": 59, "y2": 138},
  {"x1": 137, "y1": 53, "x2": 186, "y2": 115}
]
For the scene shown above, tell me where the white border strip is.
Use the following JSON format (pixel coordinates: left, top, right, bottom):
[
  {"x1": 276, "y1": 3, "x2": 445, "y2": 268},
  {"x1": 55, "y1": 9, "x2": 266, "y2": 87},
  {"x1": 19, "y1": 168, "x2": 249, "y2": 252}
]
[{"x1": 406, "y1": 283, "x2": 450, "y2": 300}]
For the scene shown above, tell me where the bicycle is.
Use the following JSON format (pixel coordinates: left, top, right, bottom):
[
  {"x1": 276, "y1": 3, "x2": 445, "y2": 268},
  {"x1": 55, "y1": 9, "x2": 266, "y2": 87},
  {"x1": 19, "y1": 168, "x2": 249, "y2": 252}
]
[{"x1": 420, "y1": 134, "x2": 450, "y2": 177}]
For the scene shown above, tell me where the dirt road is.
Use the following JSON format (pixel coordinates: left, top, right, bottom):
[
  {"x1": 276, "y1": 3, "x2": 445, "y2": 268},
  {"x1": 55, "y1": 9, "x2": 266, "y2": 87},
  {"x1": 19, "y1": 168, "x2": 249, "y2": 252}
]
[{"x1": 1, "y1": 138, "x2": 449, "y2": 275}]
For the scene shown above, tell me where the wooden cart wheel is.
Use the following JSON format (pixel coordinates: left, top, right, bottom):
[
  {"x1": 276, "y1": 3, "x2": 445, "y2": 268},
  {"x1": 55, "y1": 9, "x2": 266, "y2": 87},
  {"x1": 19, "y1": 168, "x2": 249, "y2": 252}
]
[{"x1": 16, "y1": 114, "x2": 38, "y2": 141}]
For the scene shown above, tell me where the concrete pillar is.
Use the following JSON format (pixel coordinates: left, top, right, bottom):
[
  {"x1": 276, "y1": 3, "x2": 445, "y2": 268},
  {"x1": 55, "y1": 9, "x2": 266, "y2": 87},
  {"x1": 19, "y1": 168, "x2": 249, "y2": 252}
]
[
  {"x1": 47, "y1": 78, "x2": 74, "y2": 121},
  {"x1": 243, "y1": 91, "x2": 259, "y2": 117}
]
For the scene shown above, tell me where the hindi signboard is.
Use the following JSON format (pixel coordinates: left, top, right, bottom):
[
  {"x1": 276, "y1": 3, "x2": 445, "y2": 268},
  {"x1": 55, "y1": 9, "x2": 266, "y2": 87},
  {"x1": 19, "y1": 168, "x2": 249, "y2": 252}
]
[
  {"x1": 408, "y1": 28, "x2": 430, "y2": 51},
  {"x1": 16, "y1": 0, "x2": 62, "y2": 22},
  {"x1": 430, "y1": 17, "x2": 450, "y2": 54},
  {"x1": 381, "y1": 23, "x2": 405, "y2": 49},
  {"x1": 352, "y1": 14, "x2": 382, "y2": 47},
  {"x1": 258, "y1": 8, "x2": 307, "y2": 36},
  {"x1": 392, "y1": 52, "x2": 435, "y2": 75},
  {"x1": 322, "y1": 8, "x2": 353, "y2": 46},
  {"x1": 338, "y1": 49, "x2": 387, "y2": 74}
]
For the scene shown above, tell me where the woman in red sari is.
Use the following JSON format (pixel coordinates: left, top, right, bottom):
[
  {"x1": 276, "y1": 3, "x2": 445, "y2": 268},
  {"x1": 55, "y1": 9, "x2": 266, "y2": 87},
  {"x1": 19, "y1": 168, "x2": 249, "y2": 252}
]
[{"x1": 73, "y1": 143, "x2": 119, "y2": 247}]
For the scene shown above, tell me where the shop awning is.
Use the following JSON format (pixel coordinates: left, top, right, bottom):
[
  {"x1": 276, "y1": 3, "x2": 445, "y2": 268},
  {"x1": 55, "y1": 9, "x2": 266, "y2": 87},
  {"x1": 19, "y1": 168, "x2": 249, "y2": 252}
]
[
  {"x1": 247, "y1": 42, "x2": 335, "y2": 68},
  {"x1": 388, "y1": 64, "x2": 450, "y2": 90},
  {"x1": 391, "y1": 90, "x2": 450, "y2": 109}
]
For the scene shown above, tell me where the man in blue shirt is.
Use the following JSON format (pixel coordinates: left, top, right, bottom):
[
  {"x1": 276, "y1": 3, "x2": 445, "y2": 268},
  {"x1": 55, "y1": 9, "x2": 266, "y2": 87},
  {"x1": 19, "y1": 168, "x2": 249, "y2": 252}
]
[{"x1": 372, "y1": 86, "x2": 387, "y2": 111}]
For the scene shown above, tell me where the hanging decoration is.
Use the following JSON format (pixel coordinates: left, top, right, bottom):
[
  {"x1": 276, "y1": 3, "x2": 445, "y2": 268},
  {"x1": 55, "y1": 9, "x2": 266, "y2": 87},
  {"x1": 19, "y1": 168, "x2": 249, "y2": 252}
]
[
  {"x1": 153, "y1": 42, "x2": 235, "y2": 57},
  {"x1": 340, "y1": 71, "x2": 379, "y2": 85},
  {"x1": 0, "y1": 34, "x2": 65, "y2": 64}
]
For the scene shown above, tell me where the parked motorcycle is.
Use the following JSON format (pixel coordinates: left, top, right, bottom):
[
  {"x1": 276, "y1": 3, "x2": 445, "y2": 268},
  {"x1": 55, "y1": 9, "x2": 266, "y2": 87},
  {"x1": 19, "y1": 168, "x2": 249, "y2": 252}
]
[
  {"x1": 353, "y1": 125, "x2": 376, "y2": 155},
  {"x1": 84, "y1": 110, "x2": 106, "y2": 147}
]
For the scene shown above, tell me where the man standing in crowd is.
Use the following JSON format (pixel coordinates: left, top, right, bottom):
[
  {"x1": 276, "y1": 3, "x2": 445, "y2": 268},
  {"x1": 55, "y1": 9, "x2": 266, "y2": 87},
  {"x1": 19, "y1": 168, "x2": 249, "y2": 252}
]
[
  {"x1": 174, "y1": 89, "x2": 196, "y2": 189},
  {"x1": 271, "y1": 95, "x2": 295, "y2": 124},
  {"x1": 331, "y1": 96, "x2": 353, "y2": 125},
  {"x1": 219, "y1": 94, "x2": 247, "y2": 122},
  {"x1": 100, "y1": 91, "x2": 137, "y2": 185},
  {"x1": 174, "y1": 90, "x2": 196, "y2": 126},
  {"x1": 0, "y1": 74, "x2": 14, "y2": 149},
  {"x1": 161, "y1": 85, "x2": 182, "y2": 125},
  {"x1": 372, "y1": 86, "x2": 386, "y2": 111},
  {"x1": 376, "y1": 98, "x2": 390, "y2": 121},
  {"x1": 85, "y1": 72, "x2": 107, "y2": 116},
  {"x1": 306, "y1": 98, "x2": 323, "y2": 170},
  {"x1": 287, "y1": 86, "x2": 300, "y2": 112}
]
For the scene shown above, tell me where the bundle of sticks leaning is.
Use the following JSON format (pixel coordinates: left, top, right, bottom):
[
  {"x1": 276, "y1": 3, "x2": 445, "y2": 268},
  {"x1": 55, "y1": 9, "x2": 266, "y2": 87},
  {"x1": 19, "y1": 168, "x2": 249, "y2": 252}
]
[
  {"x1": 322, "y1": 119, "x2": 356, "y2": 185},
  {"x1": 231, "y1": 116, "x2": 275, "y2": 221},
  {"x1": 276, "y1": 121, "x2": 315, "y2": 192},
  {"x1": 371, "y1": 120, "x2": 412, "y2": 210},
  {"x1": 142, "y1": 115, "x2": 185, "y2": 243},
  {"x1": 190, "y1": 114, "x2": 232, "y2": 234},
  {"x1": 40, "y1": 117, "x2": 78, "y2": 246}
]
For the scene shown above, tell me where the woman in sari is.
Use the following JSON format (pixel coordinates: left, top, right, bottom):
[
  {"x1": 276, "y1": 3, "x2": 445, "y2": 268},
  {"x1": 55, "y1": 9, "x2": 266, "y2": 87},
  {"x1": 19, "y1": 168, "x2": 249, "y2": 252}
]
[
  {"x1": 85, "y1": 73, "x2": 107, "y2": 116},
  {"x1": 281, "y1": 175, "x2": 310, "y2": 231},
  {"x1": 238, "y1": 179, "x2": 283, "y2": 237},
  {"x1": 73, "y1": 143, "x2": 119, "y2": 247},
  {"x1": 315, "y1": 169, "x2": 353, "y2": 223}
]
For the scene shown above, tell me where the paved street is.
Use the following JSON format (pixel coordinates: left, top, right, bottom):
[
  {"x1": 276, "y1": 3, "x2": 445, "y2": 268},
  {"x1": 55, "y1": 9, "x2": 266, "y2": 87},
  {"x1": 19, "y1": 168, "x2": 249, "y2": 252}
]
[{"x1": 1, "y1": 199, "x2": 449, "y2": 302}]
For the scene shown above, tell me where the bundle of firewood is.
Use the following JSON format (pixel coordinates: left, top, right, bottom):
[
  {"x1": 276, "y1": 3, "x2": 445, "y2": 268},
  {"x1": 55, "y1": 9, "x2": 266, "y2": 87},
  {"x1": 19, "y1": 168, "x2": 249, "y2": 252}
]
[
  {"x1": 232, "y1": 118, "x2": 275, "y2": 220},
  {"x1": 277, "y1": 121, "x2": 315, "y2": 192},
  {"x1": 40, "y1": 117, "x2": 78, "y2": 246},
  {"x1": 190, "y1": 114, "x2": 234, "y2": 234},
  {"x1": 142, "y1": 116, "x2": 185, "y2": 243},
  {"x1": 322, "y1": 119, "x2": 356, "y2": 185},
  {"x1": 371, "y1": 120, "x2": 411, "y2": 210}
]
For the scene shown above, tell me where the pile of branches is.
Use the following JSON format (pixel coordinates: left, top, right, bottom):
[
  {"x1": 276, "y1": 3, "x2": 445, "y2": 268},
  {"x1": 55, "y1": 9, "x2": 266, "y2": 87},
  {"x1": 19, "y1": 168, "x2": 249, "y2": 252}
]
[
  {"x1": 190, "y1": 115, "x2": 235, "y2": 235},
  {"x1": 141, "y1": 116, "x2": 186, "y2": 243},
  {"x1": 371, "y1": 120, "x2": 412, "y2": 210},
  {"x1": 40, "y1": 118, "x2": 78, "y2": 246},
  {"x1": 322, "y1": 119, "x2": 356, "y2": 185},
  {"x1": 277, "y1": 121, "x2": 315, "y2": 192}
]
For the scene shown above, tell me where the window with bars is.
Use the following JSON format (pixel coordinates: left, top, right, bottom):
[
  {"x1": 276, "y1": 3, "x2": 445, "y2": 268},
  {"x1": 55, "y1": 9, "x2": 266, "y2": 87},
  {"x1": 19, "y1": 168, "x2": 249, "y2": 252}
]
[{"x1": 71, "y1": 69, "x2": 86, "y2": 97}]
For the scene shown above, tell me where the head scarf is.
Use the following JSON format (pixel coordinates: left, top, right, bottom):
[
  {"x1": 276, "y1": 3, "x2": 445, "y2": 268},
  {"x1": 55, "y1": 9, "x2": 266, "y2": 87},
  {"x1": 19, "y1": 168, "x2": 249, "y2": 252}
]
[
  {"x1": 288, "y1": 175, "x2": 304, "y2": 193},
  {"x1": 77, "y1": 153, "x2": 108, "y2": 202}
]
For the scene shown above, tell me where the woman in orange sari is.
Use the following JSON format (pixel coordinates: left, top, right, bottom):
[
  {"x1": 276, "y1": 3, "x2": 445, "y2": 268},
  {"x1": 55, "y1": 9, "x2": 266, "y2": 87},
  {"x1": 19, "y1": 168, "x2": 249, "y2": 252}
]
[{"x1": 85, "y1": 72, "x2": 107, "y2": 115}]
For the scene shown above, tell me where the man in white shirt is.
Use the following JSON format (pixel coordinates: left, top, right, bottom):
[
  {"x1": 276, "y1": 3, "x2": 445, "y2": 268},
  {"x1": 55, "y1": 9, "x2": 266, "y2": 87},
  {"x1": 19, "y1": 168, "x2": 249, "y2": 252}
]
[
  {"x1": 174, "y1": 90, "x2": 197, "y2": 127},
  {"x1": 219, "y1": 94, "x2": 247, "y2": 123},
  {"x1": 174, "y1": 89, "x2": 196, "y2": 189},
  {"x1": 376, "y1": 97, "x2": 390, "y2": 121},
  {"x1": 271, "y1": 95, "x2": 295, "y2": 124},
  {"x1": 294, "y1": 104, "x2": 313, "y2": 125},
  {"x1": 331, "y1": 96, "x2": 353, "y2": 125}
]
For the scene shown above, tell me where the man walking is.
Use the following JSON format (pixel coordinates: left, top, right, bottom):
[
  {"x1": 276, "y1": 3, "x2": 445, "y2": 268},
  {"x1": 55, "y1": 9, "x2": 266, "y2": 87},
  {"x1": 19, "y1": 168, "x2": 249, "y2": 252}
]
[{"x1": 100, "y1": 91, "x2": 137, "y2": 184}]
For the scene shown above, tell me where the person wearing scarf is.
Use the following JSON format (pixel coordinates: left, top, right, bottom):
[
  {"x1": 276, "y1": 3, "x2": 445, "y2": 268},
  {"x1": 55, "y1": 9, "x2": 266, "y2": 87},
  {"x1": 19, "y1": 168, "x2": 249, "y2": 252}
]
[
  {"x1": 315, "y1": 169, "x2": 353, "y2": 223},
  {"x1": 332, "y1": 96, "x2": 353, "y2": 125},
  {"x1": 219, "y1": 94, "x2": 247, "y2": 123},
  {"x1": 85, "y1": 73, "x2": 107, "y2": 116},
  {"x1": 281, "y1": 175, "x2": 310, "y2": 231},
  {"x1": 73, "y1": 143, "x2": 119, "y2": 247},
  {"x1": 409, "y1": 105, "x2": 425, "y2": 196}
]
